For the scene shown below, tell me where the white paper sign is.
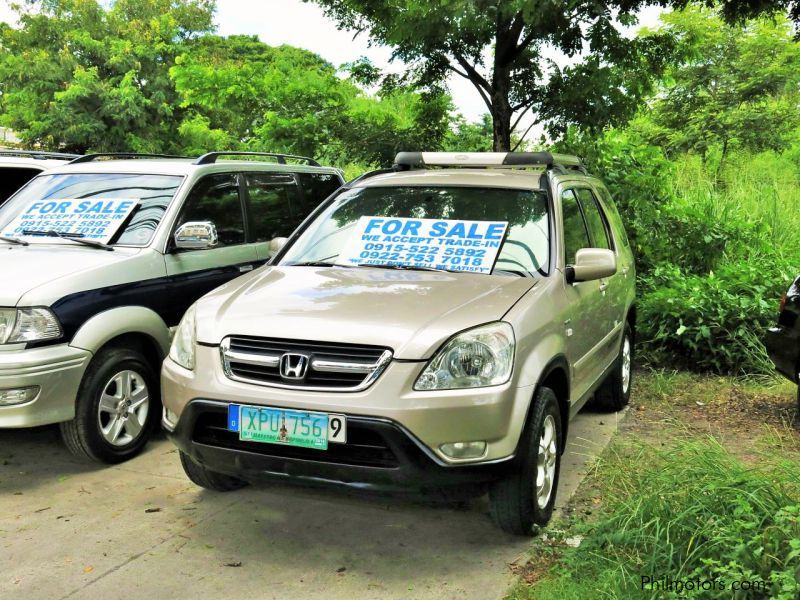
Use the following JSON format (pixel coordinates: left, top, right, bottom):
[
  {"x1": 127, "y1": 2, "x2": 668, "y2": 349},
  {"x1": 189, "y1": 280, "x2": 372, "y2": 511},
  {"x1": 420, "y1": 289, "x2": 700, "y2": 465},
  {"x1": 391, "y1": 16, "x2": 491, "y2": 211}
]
[
  {"x1": 1, "y1": 198, "x2": 139, "y2": 244},
  {"x1": 336, "y1": 216, "x2": 509, "y2": 274}
]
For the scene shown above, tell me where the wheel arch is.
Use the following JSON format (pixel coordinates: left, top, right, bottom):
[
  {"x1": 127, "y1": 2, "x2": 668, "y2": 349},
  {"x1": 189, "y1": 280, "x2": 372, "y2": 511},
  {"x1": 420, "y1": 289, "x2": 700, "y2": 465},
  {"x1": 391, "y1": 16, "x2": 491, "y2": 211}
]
[
  {"x1": 626, "y1": 303, "x2": 637, "y2": 340},
  {"x1": 535, "y1": 356, "x2": 571, "y2": 454},
  {"x1": 69, "y1": 306, "x2": 171, "y2": 376},
  {"x1": 512, "y1": 355, "x2": 570, "y2": 457}
]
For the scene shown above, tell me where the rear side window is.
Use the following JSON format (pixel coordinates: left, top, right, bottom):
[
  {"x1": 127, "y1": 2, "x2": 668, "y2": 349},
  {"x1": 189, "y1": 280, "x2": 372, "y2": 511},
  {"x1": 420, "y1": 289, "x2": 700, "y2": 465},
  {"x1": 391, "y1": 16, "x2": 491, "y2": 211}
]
[
  {"x1": 575, "y1": 188, "x2": 611, "y2": 250},
  {"x1": 595, "y1": 186, "x2": 631, "y2": 250},
  {"x1": 245, "y1": 172, "x2": 301, "y2": 241},
  {"x1": 296, "y1": 172, "x2": 342, "y2": 207},
  {"x1": 561, "y1": 189, "x2": 591, "y2": 265},
  {"x1": 0, "y1": 167, "x2": 41, "y2": 204},
  {"x1": 177, "y1": 173, "x2": 245, "y2": 247}
]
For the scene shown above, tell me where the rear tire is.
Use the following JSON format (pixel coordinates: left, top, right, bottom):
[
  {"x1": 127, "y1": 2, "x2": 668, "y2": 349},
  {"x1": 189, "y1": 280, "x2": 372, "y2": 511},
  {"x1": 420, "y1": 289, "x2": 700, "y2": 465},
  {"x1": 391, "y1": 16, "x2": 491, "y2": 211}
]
[
  {"x1": 594, "y1": 322, "x2": 634, "y2": 412},
  {"x1": 179, "y1": 451, "x2": 247, "y2": 492},
  {"x1": 60, "y1": 347, "x2": 159, "y2": 464},
  {"x1": 489, "y1": 387, "x2": 562, "y2": 536}
]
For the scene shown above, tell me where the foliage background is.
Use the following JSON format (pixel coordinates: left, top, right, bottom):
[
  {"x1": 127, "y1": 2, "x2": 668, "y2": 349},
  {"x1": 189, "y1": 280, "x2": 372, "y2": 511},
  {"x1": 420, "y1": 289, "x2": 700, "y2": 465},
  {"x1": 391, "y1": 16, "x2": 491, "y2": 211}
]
[{"x1": 1, "y1": 1, "x2": 799, "y2": 375}]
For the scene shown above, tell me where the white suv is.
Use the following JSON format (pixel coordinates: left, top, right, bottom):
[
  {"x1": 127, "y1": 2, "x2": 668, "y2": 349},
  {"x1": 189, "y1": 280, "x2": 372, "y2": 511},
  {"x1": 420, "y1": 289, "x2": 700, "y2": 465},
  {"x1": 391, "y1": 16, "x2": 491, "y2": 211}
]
[
  {"x1": 0, "y1": 151, "x2": 343, "y2": 463},
  {"x1": 0, "y1": 150, "x2": 80, "y2": 205}
]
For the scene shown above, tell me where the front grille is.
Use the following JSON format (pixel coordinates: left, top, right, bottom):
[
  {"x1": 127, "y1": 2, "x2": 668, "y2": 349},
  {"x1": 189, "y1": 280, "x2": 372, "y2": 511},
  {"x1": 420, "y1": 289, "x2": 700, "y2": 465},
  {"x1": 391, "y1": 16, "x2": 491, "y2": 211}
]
[
  {"x1": 192, "y1": 411, "x2": 399, "y2": 468},
  {"x1": 221, "y1": 336, "x2": 392, "y2": 391}
]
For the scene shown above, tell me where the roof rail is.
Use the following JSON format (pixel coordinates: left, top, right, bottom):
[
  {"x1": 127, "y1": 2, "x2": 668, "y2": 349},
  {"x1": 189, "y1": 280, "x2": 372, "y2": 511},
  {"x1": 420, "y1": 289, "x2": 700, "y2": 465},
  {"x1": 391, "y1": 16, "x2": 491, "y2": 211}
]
[
  {"x1": 194, "y1": 152, "x2": 320, "y2": 166},
  {"x1": 345, "y1": 166, "x2": 404, "y2": 187},
  {"x1": 70, "y1": 153, "x2": 191, "y2": 164},
  {"x1": 393, "y1": 152, "x2": 587, "y2": 173},
  {"x1": 0, "y1": 150, "x2": 80, "y2": 161}
]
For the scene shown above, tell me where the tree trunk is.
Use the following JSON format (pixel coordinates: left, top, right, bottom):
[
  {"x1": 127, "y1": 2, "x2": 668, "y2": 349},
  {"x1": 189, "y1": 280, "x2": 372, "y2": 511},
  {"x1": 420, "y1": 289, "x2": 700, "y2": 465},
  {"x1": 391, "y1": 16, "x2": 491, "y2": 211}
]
[
  {"x1": 491, "y1": 68, "x2": 512, "y2": 151},
  {"x1": 491, "y1": 7, "x2": 515, "y2": 152}
]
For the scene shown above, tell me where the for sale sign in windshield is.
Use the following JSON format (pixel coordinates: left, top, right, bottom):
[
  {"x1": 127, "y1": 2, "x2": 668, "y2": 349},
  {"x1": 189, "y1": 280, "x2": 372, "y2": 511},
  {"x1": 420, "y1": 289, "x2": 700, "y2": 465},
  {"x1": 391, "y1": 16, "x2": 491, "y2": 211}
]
[
  {"x1": 336, "y1": 216, "x2": 509, "y2": 274},
  {"x1": 1, "y1": 198, "x2": 138, "y2": 244}
]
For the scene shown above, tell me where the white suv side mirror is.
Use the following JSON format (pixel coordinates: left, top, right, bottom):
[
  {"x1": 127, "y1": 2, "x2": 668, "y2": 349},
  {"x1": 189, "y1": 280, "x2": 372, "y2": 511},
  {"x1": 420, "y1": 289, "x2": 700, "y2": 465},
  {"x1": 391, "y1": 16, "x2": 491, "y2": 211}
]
[
  {"x1": 567, "y1": 248, "x2": 617, "y2": 283},
  {"x1": 174, "y1": 221, "x2": 219, "y2": 250},
  {"x1": 269, "y1": 237, "x2": 288, "y2": 255}
]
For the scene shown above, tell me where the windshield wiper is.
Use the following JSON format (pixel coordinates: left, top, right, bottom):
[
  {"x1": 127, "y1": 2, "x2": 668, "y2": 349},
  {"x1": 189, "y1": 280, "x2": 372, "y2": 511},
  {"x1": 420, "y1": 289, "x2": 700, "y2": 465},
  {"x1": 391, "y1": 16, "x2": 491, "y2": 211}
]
[
  {"x1": 493, "y1": 268, "x2": 531, "y2": 278},
  {"x1": 21, "y1": 230, "x2": 114, "y2": 251},
  {"x1": 0, "y1": 235, "x2": 29, "y2": 246},
  {"x1": 288, "y1": 261, "x2": 349, "y2": 267},
  {"x1": 287, "y1": 254, "x2": 353, "y2": 268},
  {"x1": 364, "y1": 264, "x2": 464, "y2": 274}
]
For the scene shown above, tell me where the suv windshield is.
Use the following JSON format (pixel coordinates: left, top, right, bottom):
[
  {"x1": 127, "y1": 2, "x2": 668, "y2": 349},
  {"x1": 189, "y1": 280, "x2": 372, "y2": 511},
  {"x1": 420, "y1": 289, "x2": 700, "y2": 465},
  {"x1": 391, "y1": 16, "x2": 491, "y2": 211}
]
[
  {"x1": 281, "y1": 185, "x2": 550, "y2": 275},
  {"x1": 0, "y1": 173, "x2": 183, "y2": 246}
]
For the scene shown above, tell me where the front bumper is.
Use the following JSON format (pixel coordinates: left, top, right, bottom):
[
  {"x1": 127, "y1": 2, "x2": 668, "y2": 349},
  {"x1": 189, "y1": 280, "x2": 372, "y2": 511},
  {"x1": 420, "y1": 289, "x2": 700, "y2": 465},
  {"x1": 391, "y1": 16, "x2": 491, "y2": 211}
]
[
  {"x1": 0, "y1": 344, "x2": 91, "y2": 427},
  {"x1": 162, "y1": 343, "x2": 535, "y2": 469},
  {"x1": 765, "y1": 325, "x2": 799, "y2": 382},
  {"x1": 167, "y1": 399, "x2": 515, "y2": 492}
]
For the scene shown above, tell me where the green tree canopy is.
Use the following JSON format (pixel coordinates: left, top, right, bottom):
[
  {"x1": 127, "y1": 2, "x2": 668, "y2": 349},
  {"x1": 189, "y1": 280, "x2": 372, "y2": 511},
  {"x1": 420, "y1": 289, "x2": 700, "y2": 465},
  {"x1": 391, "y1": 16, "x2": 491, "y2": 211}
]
[
  {"x1": 171, "y1": 39, "x2": 453, "y2": 165},
  {"x1": 640, "y1": 7, "x2": 800, "y2": 164},
  {"x1": 307, "y1": 0, "x2": 676, "y2": 151},
  {"x1": 0, "y1": 0, "x2": 216, "y2": 153}
]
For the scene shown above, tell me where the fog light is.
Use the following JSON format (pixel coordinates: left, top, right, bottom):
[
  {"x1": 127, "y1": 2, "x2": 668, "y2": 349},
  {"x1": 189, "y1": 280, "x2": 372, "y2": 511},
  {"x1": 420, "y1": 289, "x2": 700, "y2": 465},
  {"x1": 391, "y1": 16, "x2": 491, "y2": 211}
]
[
  {"x1": 162, "y1": 407, "x2": 179, "y2": 430},
  {"x1": 439, "y1": 441, "x2": 487, "y2": 460},
  {"x1": 0, "y1": 386, "x2": 40, "y2": 406}
]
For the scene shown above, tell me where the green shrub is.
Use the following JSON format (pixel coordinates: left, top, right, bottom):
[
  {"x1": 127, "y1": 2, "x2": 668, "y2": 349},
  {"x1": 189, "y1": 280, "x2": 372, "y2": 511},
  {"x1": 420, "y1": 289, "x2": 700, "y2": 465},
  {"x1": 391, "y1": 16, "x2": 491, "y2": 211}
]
[
  {"x1": 525, "y1": 438, "x2": 800, "y2": 599},
  {"x1": 638, "y1": 256, "x2": 793, "y2": 375}
]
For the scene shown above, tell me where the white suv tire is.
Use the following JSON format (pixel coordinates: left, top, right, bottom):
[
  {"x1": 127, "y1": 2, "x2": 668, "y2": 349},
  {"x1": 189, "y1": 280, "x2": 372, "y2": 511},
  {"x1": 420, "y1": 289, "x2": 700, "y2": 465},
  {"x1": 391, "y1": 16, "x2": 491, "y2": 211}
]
[{"x1": 60, "y1": 347, "x2": 158, "y2": 463}]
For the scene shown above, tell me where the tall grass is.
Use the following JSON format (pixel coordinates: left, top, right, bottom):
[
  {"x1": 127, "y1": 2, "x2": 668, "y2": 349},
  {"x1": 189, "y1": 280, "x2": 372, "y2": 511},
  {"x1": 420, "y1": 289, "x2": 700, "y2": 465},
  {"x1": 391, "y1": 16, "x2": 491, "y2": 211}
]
[
  {"x1": 671, "y1": 151, "x2": 800, "y2": 256},
  {"x1": 522, "y1": 437, "x2": 800, "y2": 599}
]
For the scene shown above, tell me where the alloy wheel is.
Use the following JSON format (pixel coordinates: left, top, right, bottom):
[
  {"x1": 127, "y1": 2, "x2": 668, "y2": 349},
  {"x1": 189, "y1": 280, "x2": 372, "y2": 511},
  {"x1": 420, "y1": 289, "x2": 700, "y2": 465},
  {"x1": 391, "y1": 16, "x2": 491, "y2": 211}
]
[
  {"x1": 536, "y1": 414, "x2": 558, "y2": 509},
  {"x1": 97, "y1": 370, "x2": 149, "y2": 447}
]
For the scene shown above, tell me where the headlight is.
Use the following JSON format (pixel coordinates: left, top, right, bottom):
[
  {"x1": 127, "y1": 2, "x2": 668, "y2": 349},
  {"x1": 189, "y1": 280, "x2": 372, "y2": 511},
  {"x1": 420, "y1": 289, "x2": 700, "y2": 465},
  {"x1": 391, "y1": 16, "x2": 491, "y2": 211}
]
[
  {"x1": 169, "y1": 304, "x2": 197, "y2": 370},
  {"x1": 0, "y1": 308, "x2": 62, "y2": 344},
  {"x1": 414, "y1": 322, "x2": 515, "y2": 390}
]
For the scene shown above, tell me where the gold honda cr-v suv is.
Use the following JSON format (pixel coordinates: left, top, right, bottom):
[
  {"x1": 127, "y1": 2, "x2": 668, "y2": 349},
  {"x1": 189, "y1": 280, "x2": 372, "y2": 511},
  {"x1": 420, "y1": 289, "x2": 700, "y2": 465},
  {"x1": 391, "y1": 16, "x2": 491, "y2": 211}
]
[{"x1": 162, "y1": 152, "x2": 636, "y2": 535}]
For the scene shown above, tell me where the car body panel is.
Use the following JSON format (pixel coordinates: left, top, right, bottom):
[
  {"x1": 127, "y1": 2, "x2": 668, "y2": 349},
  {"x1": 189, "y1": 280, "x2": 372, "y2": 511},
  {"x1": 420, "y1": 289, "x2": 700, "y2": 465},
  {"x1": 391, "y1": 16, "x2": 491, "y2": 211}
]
[
  {"x1": 163, "y1": 164, "x2": 637, "y2": 476},
  {"x1": 194, "y1": 265, "x2": 535, "y2": 359},
  {"x1": 0, "y1": 157, "x2": 344, "y2": 428},
  {"x1": 766, "y1": 275, "x2": 800, "y2": 382}
]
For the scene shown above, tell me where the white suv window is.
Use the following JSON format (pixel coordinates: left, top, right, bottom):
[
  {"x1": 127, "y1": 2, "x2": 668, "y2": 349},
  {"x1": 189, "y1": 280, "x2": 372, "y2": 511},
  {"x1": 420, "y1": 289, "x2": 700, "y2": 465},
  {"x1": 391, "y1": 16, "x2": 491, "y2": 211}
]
[{"x1": 0, "y1": 173, "x2": 183, "y2": 246}]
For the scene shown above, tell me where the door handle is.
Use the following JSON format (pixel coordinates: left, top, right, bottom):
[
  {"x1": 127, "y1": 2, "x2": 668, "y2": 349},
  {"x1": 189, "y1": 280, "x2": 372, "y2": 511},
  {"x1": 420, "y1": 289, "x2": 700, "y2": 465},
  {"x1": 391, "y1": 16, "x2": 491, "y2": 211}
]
[
  {"x1": 599, "y1": 281, "x2": 609, "y2": 293},
  {"x1": 239, "y1": 264, "x2": 254, "y2": 273}
]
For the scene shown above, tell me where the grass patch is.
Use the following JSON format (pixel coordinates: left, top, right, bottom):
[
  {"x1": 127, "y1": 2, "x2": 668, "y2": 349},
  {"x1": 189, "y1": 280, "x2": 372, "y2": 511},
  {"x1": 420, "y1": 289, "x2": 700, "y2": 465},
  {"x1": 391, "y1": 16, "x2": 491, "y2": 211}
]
[{"x1": 511, "y1": 435, "x2": 800, "y2": 599}]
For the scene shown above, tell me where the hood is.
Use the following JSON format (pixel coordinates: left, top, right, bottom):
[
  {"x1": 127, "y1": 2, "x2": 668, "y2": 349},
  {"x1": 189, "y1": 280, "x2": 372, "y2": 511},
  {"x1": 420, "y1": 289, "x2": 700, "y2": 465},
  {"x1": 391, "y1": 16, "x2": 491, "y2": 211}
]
[
  {"x1": 196, "y1": 266, "x2": 536, "y2": 359},
  {"x1": 0, "y1": 244, "x2": 142, "y2": 306}
]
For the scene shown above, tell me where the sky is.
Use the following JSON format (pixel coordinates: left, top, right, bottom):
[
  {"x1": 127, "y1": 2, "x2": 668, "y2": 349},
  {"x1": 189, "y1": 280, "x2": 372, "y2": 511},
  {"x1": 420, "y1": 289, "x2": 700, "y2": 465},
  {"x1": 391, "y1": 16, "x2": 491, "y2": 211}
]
[{"x1": 0, "y1": 0, "x2": 665, "y2": 122}]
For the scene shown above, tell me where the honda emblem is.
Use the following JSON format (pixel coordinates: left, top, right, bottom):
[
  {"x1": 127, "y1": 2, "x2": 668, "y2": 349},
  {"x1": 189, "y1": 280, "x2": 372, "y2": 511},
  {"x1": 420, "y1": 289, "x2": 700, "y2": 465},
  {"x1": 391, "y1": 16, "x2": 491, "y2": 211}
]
[{"x1": 279, "y1": 353, "x2": 309, "y2": 380}]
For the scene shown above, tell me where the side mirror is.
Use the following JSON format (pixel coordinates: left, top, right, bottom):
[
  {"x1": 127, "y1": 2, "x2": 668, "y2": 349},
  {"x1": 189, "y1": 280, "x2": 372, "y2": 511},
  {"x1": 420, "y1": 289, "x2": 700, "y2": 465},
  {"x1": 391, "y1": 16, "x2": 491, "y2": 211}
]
[
  {"x1": 174, "y1": 221, "x2": 218, "y2": 250},
  {"x1": 268, "y1": 237, "x2": 288, "y2": 255},
  {"x1": 566, "y1": 248, "x2": 617, "y2": 283}
]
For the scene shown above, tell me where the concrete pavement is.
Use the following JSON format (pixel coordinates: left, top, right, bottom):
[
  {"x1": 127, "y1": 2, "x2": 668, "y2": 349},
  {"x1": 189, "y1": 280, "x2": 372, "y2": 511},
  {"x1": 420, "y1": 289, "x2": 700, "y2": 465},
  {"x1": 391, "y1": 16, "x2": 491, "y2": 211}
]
[{"x1": 0, "y1": 407, "x2": 626, "y2": 600}]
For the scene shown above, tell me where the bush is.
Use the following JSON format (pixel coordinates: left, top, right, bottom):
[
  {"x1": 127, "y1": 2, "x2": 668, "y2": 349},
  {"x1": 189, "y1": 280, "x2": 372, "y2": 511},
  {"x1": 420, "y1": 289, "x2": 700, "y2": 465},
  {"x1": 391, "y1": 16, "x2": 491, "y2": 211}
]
[
  {"x1": 526, "y1": 438, "x2": 800, "y2": 599},
  {"x1": 638, "y1": 255, "x2": 793, "y2": 375}
]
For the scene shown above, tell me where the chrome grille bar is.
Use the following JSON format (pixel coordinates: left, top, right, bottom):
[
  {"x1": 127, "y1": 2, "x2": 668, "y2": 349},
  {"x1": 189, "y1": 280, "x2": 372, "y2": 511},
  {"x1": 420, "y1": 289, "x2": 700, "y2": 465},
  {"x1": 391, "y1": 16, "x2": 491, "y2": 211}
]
[{"x1": 220, "y1": 337, "x2": 393, "y2": 391}]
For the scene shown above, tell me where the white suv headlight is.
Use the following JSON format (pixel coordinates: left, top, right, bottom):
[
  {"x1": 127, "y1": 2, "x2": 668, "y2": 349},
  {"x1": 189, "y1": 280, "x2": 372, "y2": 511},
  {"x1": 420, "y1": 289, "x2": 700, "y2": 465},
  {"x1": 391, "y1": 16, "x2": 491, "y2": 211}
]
[
  {"x1": 0, "y1": 308, "x2": 62, "y2": 344},
  {"x1": 169, "y1": 304, "x2": 197, "y2": 370},
  {"x1": 414, "y1": 322, "x2": 515, "y2": 390}
]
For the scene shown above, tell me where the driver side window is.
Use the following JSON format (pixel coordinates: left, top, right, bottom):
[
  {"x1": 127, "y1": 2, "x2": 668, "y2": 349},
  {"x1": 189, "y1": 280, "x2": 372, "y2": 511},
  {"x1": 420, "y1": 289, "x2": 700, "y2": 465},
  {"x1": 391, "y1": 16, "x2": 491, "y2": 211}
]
[{"x1": 176, "y1": 173, "x2": 245, "y2": 248}]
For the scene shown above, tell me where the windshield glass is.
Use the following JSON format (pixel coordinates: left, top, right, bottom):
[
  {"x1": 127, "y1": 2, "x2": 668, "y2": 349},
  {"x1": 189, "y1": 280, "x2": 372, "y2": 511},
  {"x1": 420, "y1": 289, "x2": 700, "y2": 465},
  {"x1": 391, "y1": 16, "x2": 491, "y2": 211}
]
[
  {"x1": 281, "y1": 186, "x2": 550, "y2": 275},
  {"x1": 0, "y1": 173, "x2": 183, "y2": 246}
]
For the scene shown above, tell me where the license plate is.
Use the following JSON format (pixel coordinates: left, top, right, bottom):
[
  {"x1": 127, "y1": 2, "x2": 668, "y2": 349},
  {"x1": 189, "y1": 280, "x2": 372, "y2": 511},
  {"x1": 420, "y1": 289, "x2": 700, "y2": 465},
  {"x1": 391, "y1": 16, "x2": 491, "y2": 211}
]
[{"x1": 227, "y1": 404, "x2": 347, "y2": 450}]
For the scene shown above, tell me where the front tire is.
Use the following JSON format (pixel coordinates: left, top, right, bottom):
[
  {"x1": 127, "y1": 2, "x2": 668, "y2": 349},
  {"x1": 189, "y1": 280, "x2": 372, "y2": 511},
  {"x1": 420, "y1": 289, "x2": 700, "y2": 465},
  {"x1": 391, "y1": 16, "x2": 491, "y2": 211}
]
[
  {"x1": 489, "y1": 386, "x2": 562, "y2": 535},
  {"x1": 594, "y1": 322, "x2": 634, "y2": 412},
  {"x1": 179, "y1": 451, "x2": 247, "y2": 492},
  {"x1": 60, "y1": 347, "x2": 159, "y2": 464}
]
